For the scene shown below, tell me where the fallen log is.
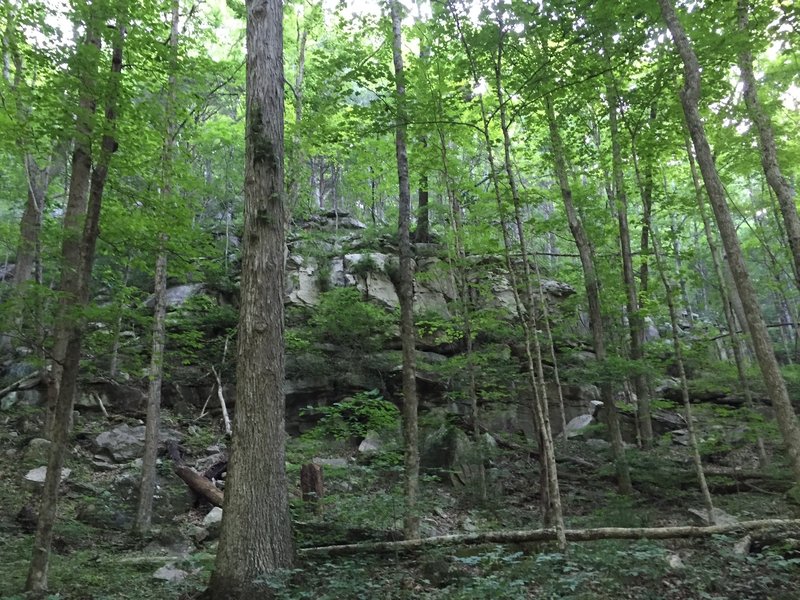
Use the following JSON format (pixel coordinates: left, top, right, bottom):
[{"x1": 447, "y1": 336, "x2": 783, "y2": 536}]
[
  {"x1": 0, "y1": 370, "x2": 42, "y2": 399},
  {"x1": 165, "y1": 440, "x2": 224, "y2": 507},
  {"x1": 174, "y1": 465, "x2": 224, "y2": 507},
  {"x1": 298, "y1": 519, "x2": 800, "y2": 557}
]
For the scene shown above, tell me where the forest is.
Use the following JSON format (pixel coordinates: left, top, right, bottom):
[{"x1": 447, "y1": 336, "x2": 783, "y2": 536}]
[{"x1": 1, "y1": 0, "x2": 799, "y2": 598}]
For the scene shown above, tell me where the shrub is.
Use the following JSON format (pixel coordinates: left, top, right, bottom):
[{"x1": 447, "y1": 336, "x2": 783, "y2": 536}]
[
  {"x1": 303, "y1": 389, "x2": 399, "y2": 441},
  {"x1": 310, "y1": 287, "x2": 394, "y2": 351}
]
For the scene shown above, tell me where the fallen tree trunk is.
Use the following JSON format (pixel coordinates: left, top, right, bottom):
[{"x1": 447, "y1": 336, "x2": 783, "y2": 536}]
[
  {"x1": 174, "y1": 465, "x2": 224, "y2": 507},
  {"x1": 298, "y1": 519, "x2": 800, "y2": 557},
  {"x1": 0, "y1": 370, "x2": 42, "y2": 399},
  {"x1": 165, "y1": 441, "x2": 224, "y2": 507}
]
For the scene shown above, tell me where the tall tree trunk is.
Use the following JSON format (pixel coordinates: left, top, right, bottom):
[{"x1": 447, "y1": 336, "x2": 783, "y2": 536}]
[
  {"x1": 658, "y1": 0, "x2": 800, "y2": 483},
  {"x1": 208, "y1": 1, "x2": 294, "y2": 597},
  {"x1": 436, "y1": 125, "x2": 486, "y2": 502},
  {"x1": 681, "y1": 142, "x2": 767, "y2": 465},
  {"x1": 389, "y1": 0, "x2": 420, "y2": 541},
  {"x1": 603, "y1": 67, "x2": 652, "y2": 446},
  {"x1": 651, "y1": 227, "x2": 716, "y2": 523},
  {"x1": 737, "y1": 0, "x2": 800, "y2": 291},
  {"x1": 27, "y1": 17, "x2": 124, "y2": 591},
  {"x1": 286, "y1": 4, "x2": 308, "y2": 220},
  {"x1": 544, "y1": 94, "x2": 633, "y2": 495},
  {"x1": 416, "y1": 169, "x2": 430, "y2": 243},
  {"x1": 134, "y1": 236, "x2": 168, "y2": 535},
  {"x1": 134, "y1": 0, "x2": 180, "y2": 535},
  {"x1": 493, "y1": 22, "x2": 564, "y2": 540}
]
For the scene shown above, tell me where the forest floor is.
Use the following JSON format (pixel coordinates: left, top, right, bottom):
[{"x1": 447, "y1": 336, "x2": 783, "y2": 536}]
[{"x1": 1, "y1": 401, "x2": 799, "y2": 599}]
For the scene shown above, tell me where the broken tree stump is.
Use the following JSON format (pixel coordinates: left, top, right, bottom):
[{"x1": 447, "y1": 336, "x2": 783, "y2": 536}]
[{"x1": 300, "y1": 463, "x2": 324, "y2": 510}]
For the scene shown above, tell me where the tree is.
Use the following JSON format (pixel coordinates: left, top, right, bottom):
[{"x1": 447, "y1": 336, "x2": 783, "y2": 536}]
[
  {"x1": 389, "y1": 0, "x2": 421, "y2": 541},
  {"x1": 736, "y1": 0, "x2": 800, "y2": 293},
  {"x1": 207, "y1": 0, "x2": 294, "y2": 595},
  {"x1": 27, "y1": 2, "x2": 126, "y2": 589},
  {"x1": 658, "y1": 0, "x2": 800, "y2": 484},
  {"x1": 134, "y1": 0, "x2": 180, "y2": 536}
]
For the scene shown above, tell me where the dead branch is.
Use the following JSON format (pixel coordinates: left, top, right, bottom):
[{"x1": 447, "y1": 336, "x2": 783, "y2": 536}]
[
  {"x1": 298, "y1": 519, "x2": 800, "y2": 557},
  {"x1": 211, "y1": 365, "x2": 232, "y2": 435}
]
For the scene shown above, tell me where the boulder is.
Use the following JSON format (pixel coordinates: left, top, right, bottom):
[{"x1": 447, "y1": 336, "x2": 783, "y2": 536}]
[
  {"x1": 358, "y1": 431, "x2": 382, "y2": 454},
  {"x1": 563, "y1": 414, "x2": 594, "y2": 439},
  {"x1": 145, "y1": 283, "x2": 204, "y2": 309},
  {"x1": 203, "y1": 506, "x2": 224, "y2": 540},
  {"x1": 153, "y1": 564, "x2": 188, "y2": 583},
  {"x1": 24, "y1": 466, "x2": 70, "y2": 488},
  {"x1": 94, "y1": 424, "x2": 182, "y2": 463},
  {"x1": 688, "y1": 507, "x2": 738, "y2": 526}
]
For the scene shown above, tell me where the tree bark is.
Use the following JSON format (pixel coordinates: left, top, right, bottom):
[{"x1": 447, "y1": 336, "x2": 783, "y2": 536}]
[
  {"x1": 651, "y1": 226, "x2": 716, "y2": 523},
  {"x1": 134, "y1": 238, "x2": 169, "y2": 534},
  {"x1": 27, "y1": 16, "x2": 125, "y2": 592},
  {"x1": 683, "y1": 136, "x2": 767, "y2": 465},
  {"x1": 658, "y1": 0, "x2": 800, "y2": 483},
  {"x1": 135, "y1": 0, "x2": 179, "y2": 536},
  {"x1": 493, "y1": 20, "x2": 564, "y2": 543},
  {"x1": 737, "y1": 0, "x2": 800, "y2": 292},
  {"x1": 603, "y1": 66, "x2": 652, "y2": 446},
  {"x1": 299, "y1": 519, "x2": 800, "y2": 557},
  {"x1": 544, "y1": 94, "x2": 633, "y2": 495},
  {"x1": 208, "y1": 1, "x2": 295, "y2": 596},
  {"x1": 389, "y1": 0, "x2": 420, "y2": 541},
  {"x1": 286, "y1": 4, "x2": 309, "y2": 219}
]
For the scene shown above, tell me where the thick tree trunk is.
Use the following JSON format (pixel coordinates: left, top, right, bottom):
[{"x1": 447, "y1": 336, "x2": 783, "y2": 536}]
[
  {"x1": 27, "y1": 19, "x2": 124, "y2": 592},
  {"x1": 544, "y1": 95, "x2": 633, "y2": 495},
  {"x1": 299, "y1": 519, "x2": 800, "y2": 557},
  {"x1": 207, "y1": 1, "x2": 295, "y2": 597},
  {"x1": 389, "y1": 0, "x2": 420, "y2": 541},
  {"x1": 658, "y1": 0, "x2": 800, "y2": 483},
  {"x1": 737, "y1": 0, "x2": 800, "y2": 291},
  {"x1": 603, "y1": 70, "x2": 652, "y2": 446}
]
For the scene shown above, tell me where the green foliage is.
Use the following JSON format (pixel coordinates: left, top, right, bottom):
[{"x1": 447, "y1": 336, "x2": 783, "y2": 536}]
[
  {"x1": 302, "y1": 389, "x2": 399, "y2": 441},
  {"x1": 349, "y1": 252, "x2": 379, "y2": 280},
  {"x1": 310, "y1": 287, "x2": 394, "y2": 351},
  {"x1": 415, "y1": 311, "x2": 462, "y2": 345}
]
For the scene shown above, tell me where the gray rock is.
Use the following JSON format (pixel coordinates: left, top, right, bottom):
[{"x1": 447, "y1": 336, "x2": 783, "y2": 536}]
[
  {"x1": 563, "y1": 414, "x2": 594, "y2": 439},
  {"x1": 461, "y1": 516, "x2": 478, "y2": 532},
  {"x1": 24, "y1": 466, "x2": 71, "y2": 486},
  {"x1": 688, "y1": 507, "x2": 738, "y2": 526},
  {"x1": 666, "y1": 553, "x2": 685, "y2": 569},
  {"x1": 733, "y1": 534, "x2": 752, "y2": 556},
  {"x1": 146, "y1": 283, "x2": 204, "y2": 309},
  {"x1": 195, "y1": 452, "x2": 226, "y2": 473},
  {"x1": 203, "y1": 507, "x2": 224, "y2": 540},
  {"x1": 153, "y1": 564, "x2": 188, "y2": 583},
  {"x1": 358, "y1": 431, "x2": 382, "y2": 454},
  {"x1": 203, "y1": 506, "x2": 223, "y2": 527},
  {"x1": 94, "y1": 424, "x2": 181, "y2": 463}
]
